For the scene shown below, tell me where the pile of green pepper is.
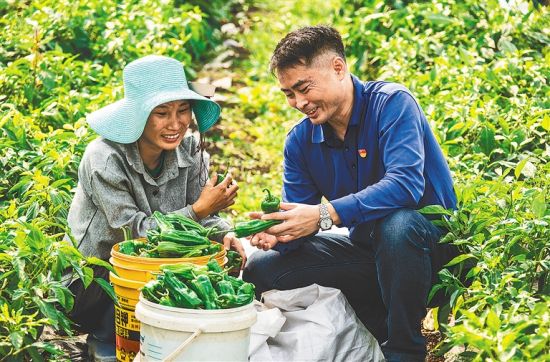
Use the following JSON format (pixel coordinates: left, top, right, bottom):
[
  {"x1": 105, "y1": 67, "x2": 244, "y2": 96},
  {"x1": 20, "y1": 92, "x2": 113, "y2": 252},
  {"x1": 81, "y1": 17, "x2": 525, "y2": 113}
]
[
  {"x1": 117, "y1": 211, "x2": 223, "y2": 258},
  {"x1": 141, "y1": 259, "x2": 255, "y2": 309}
]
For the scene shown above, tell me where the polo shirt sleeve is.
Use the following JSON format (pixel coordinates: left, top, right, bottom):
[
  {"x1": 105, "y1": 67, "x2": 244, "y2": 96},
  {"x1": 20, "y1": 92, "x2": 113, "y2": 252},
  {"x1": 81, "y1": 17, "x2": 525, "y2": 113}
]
[
  {"x1": 331, "y1": 91, "x2": 426, "y2": 228},
  {"x1": 282, "y1": 129, "x2": 322, "y2": 204}
]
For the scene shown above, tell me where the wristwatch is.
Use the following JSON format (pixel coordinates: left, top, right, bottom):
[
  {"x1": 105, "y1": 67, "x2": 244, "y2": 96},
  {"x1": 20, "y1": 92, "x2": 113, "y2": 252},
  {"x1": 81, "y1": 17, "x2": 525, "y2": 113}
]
[{"x1": 318, "y1": 203, "x2": 333, "y2": 231}]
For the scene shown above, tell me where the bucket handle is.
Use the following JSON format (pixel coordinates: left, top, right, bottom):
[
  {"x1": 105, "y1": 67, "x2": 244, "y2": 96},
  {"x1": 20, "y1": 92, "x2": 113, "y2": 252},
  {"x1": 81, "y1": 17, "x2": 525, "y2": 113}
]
[{"x1": 162, "y1": 328, "x2": 203, "y2": 362}]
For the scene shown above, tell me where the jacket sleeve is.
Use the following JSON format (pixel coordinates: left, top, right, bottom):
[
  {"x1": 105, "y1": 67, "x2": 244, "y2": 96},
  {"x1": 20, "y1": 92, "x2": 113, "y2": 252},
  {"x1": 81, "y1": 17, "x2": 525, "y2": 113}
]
[
  {"x1": 89, "y1": 166, "x2": 157, "y2": 239},
  {"x1": 331, "y1": 91, "x2": 426, "y2": 228}
]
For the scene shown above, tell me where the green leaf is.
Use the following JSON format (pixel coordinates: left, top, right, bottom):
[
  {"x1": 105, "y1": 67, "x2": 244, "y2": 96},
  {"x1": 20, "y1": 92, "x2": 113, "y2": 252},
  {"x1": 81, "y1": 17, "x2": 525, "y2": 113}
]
[
  {"x1": 532, "y1": 192, "x2": 546, "y2": 218},
  {"x1": 479, "y1": 127, "x2": 496, "y2": 156},
  {"x1": 444, "y1": 254, "x2": 476, "y2": 267},
  {"x1": 74, "y1": 266, "x2": 94, "y2": 289},
  {"x1": 32, "y1": 297, "x2": 60, "y2": 328},
  {"x1": 498, "y1": 38, "x2": 517, "y2": 53},
  {"x1": 10, "y1": 332, "x2": 23, "y2": 349},
  {"x1": 542, "y1": 114, "x2": 550, "y2": 131},
  {"x1": 486, "y1": 309, "x2": 501, "y2": 332},
  {"x1": 86, "y1": 257, "x2": 116, "y2": 274},
  {"x1": 93, "y1": 277, "x2": 118, "y2": 304},
  {"x1": 514, "y1": 158, "x2": 529, "y2": 179},
  {"x1": 418, "y1": 205, "x2": 452, "y2": 216}
]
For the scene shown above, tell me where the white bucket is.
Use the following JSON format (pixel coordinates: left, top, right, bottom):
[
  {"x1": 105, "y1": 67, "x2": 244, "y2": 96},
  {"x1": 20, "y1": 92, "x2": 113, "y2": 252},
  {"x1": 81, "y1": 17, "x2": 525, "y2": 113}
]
[{"x1": 134, "y1": 295, "x2": 257, "y2": 362}]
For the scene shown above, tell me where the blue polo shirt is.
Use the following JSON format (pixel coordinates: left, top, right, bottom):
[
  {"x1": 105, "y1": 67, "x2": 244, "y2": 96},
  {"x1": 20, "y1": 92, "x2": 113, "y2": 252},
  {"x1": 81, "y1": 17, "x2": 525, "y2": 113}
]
[{"x1": 281, "y1": 75, "x2": 456, "y2": 243}]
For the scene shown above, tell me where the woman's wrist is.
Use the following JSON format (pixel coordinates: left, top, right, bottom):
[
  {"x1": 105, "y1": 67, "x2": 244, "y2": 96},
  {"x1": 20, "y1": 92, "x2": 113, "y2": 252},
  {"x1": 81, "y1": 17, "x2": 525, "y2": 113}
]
[{"x1": 192, "y1": 201, "x2": 209, "y2": 220}]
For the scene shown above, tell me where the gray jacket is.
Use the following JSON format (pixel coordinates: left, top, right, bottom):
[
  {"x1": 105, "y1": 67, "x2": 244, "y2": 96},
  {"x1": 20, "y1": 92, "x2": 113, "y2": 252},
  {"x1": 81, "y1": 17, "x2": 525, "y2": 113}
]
[{"x1": 67, "y1": 135, "x2": 230, "y2": 260}]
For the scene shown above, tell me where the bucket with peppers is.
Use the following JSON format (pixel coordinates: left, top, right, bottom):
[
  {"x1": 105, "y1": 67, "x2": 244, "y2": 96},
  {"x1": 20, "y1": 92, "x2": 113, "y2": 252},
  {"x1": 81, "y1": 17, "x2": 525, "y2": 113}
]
[
  {"x1": 109, "y1": 211, "x2": 236, "y2": 362},
  {"x1": 135, "y1": 260, "x2": 257, "y2": 361}
]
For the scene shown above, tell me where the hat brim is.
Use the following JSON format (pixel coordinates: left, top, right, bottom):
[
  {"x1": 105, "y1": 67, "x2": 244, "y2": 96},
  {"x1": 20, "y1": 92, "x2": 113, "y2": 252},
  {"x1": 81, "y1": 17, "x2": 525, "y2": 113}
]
[
  {"x1": 87, "y1": 98, "x2": 146, "y2": 144},
  {"x1": 143, "y1": 89, "x2": 221, "y2": 134},
  {"x1": 87, "y1": 89, "x2": 221, "y2": 143}
]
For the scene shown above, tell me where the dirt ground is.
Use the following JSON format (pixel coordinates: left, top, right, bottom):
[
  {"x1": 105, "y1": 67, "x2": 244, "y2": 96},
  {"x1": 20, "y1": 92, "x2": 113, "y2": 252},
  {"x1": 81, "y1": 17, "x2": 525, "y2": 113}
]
[{"x1": 43, "y1": 313, "x2": 446, "y2": 361}]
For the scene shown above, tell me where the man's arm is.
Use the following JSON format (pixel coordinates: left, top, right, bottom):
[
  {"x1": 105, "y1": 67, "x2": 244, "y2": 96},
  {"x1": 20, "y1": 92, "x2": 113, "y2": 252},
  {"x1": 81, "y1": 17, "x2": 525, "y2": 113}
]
[{"x1": 330, "y1": 90, "x2": 426, "y2": 228}]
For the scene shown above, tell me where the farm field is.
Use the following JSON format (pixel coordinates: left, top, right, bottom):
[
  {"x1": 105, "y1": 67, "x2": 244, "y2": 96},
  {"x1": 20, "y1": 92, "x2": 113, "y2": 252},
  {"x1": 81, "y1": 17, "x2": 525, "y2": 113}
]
[{"x1": 1, "y1": 0, "x2": 548, "y2": 360}]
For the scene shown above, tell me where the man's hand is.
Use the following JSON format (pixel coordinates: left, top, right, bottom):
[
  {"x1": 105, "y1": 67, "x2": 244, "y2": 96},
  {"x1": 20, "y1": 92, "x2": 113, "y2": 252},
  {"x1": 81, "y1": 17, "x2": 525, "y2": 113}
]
[
  {"x1": 261, "y1": 202, "x2": 320, "y2": 242},
  {"x1": 247, "y1": 202, "x2": 342, "y2": 251},
  {"x1": 248, "y1": 231, "x2": 279, "y2": 251}
]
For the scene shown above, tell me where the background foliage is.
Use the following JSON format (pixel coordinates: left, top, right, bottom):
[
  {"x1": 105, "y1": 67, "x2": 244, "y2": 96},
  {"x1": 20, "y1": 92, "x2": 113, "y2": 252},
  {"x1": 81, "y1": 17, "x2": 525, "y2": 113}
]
[{"x1": 1, "y1": 0, "x2": 548, "y2": 360}]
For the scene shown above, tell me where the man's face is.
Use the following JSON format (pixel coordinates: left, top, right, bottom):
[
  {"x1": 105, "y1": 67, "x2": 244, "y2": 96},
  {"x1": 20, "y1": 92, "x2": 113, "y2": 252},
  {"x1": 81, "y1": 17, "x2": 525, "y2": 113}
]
[{"x1": 277, "y1": 55, "x2": 347, "y2": 125}]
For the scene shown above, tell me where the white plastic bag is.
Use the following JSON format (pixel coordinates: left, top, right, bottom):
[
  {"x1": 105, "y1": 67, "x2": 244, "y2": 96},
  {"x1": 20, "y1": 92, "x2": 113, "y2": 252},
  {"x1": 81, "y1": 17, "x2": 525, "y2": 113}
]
[{"x1": 249, "y1": 284, "x2": 385, "y2": 362}]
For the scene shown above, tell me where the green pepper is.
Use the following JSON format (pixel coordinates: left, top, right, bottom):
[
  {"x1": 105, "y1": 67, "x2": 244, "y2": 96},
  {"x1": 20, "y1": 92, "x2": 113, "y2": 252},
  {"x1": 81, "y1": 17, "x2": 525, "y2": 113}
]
[
  {"x1": 158, "y1": 230, "x2": 211, "y2": 246},
  {"x1": 152, "y1": 211, "x2": 176, "y2": 233},
  {"x1": 163, "y1": 271, "x2": 203, "y2": 309},
  {"x1": 261, "y1": 189, "x2": 280, "y2": 214},
  {"x1": 153, "y1": 241, "x2": 210, "y2": 258},
  {"x1": 226, "y1": 250, "x2": 243, "y2": 272},
  {"x1": 159, "y1": 295, "x2": 177, "y2": 307},
  {"x1": 141, "y1": 280, "x2": 164, "y2": 304},
  {"x1": 215, "y1": 170, "x2": 228, "y2": 186},
  {"x1": 224, "y1": 275, "x2": 245, "y2": 290},
  {"x1": 237, "y1": 282, "x2": 255, "y2": 298},
  {"x1": 215, "y1": 293, "x2": 254, "y2": 308},
  {"x1": 204, "y1": 243, "x2": 223, "y2": 255},
  {"x1": 160, "y1": 263, "x2": 202, "y2": 281},
  {"x1": 118, "y1": 240, "x2": 147, "y2": 255},
  {"x1": 233, "y1": 219, "x2": 281, "y2": 238},
  {"x1": 164, "y1": 213, "x2": 208, "y2": 234},
  {"x1": 215, "y1": 280, "x2": 235, "y2": 296},
  {"x1": 206, "y1": 259, "x2": 223, "y2": 273},
  {"x1": 189, "y1": 274, "x2": 218, "y2": 310}
]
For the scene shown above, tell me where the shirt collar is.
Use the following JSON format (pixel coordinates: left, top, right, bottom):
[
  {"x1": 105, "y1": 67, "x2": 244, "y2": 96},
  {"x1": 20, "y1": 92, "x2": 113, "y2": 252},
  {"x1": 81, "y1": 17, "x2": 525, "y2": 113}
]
[
  {"x1": 311, "y1": 74, "x2": 365, "y2": 144},
  {"x1": 121, "y1": 138, "x2": 194, "y2": 185}
]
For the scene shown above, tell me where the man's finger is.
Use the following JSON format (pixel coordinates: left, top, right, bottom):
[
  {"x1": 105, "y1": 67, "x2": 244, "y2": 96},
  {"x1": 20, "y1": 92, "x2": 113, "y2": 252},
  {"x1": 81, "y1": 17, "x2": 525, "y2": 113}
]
[
  {"x1": 247, "y1": 212, "x2": 263, "y2": 219},
  {"x1": 278, "y1": 202, "x2": 299, "y2": 210},
  {"x1": 261, "y1": 210, "x2": 286, "y2": 221}
]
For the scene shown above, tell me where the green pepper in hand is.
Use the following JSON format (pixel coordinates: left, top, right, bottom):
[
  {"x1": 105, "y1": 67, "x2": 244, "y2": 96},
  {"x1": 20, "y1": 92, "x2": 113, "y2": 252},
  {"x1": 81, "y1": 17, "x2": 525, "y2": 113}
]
[{"x1": 261, "y1": 189, "x2": 280, "y2": 214}]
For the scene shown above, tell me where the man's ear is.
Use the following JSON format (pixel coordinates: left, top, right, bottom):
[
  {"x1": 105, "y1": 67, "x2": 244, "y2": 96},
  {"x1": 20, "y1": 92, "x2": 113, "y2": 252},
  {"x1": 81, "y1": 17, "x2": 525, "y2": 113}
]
[{"x1": 332, "y1": 56, "x2": 347, "y2": 80}]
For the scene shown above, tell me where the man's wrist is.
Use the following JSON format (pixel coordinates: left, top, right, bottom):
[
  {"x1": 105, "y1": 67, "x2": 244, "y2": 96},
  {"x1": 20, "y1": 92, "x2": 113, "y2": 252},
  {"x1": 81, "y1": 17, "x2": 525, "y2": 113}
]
[{"x1": 326, "y1": 203, "x2": 341, "y2": 225}]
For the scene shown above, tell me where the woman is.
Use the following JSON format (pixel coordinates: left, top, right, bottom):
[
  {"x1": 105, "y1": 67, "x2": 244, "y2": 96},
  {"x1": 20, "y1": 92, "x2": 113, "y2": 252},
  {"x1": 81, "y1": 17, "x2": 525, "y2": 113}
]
[{"x1": 66, "y1": 55, "x2": 245, "y2": 348}]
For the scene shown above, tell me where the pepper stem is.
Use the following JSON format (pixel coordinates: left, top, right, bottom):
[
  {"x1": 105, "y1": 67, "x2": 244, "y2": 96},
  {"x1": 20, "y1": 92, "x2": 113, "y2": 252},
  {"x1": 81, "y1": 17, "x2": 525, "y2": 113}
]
[
  {"x1": 263, "y1": 188, "x2": 273, "y2": 201},
  {"x1": 121, "y1": 226, "x2": 132, "y2": 241}
]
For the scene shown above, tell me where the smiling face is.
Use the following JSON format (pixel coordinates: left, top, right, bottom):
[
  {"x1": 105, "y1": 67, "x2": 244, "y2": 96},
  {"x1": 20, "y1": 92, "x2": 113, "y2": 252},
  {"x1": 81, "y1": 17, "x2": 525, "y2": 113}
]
[
  {"x1": 138, "y1": 100, "x2": 192, "y2": 163},
  {"x1": 277, "y1": 53, "x2": 351, "y2": 126}
]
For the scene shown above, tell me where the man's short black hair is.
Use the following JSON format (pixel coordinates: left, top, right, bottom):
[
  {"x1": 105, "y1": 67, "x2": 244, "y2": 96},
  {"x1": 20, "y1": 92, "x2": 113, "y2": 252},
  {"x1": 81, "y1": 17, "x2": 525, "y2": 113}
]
[{"x1": 269, "y1": 25, "x2": 346, "y2": 74}]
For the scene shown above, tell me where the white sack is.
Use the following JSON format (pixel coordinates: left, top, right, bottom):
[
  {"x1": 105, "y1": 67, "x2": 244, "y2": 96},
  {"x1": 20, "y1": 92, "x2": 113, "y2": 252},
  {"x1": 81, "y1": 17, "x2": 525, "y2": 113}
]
[{"x1": 249, "y1": 284, "x2": 385, "y2": 362}]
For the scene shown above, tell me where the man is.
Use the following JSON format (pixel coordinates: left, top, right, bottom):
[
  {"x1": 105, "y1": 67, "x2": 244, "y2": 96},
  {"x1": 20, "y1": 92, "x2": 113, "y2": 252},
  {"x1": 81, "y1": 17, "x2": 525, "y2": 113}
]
[{"x1": 243, "y1": 25, "x2": 459, "y2": 362}]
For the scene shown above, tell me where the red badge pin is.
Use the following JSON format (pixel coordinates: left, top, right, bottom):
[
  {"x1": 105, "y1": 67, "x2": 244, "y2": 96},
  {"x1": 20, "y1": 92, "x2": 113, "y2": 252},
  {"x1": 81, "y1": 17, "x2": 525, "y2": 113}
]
[{"x1": 358, "y1": 149, "x2": 367, "y2": 158}]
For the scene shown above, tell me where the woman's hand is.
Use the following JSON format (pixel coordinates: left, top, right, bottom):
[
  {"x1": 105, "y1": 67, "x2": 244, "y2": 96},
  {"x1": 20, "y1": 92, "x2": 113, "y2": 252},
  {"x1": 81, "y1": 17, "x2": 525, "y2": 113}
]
[
  {"x1": 192, "y1": 171, "x2": 238, "y2": 219},
  {"x1": 222, "y1": 232, "x2": 247, "y2": 269}
]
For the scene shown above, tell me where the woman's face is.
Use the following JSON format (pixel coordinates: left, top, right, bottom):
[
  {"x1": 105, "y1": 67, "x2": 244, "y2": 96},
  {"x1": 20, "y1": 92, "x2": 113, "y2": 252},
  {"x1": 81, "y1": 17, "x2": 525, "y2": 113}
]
[{"x1": 139, "y1": 100, "x2": 192, "y2": 154}]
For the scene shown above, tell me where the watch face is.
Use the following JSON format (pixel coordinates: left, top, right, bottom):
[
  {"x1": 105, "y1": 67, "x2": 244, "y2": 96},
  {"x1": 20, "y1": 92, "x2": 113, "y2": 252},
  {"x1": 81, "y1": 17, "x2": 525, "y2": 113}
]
[{"x1": 320, "y1": 218, "x2": 332, "y2": 230}]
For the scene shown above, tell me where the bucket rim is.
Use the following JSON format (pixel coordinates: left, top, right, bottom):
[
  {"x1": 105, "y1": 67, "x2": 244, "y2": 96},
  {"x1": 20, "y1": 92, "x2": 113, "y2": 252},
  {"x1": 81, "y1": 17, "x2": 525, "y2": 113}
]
[
  {"x1": 138, "y1": 293, "x2": 255, "y2": 314},
  {"x1": 109, "y1": 271, "x2": 146, "y2": 289},
  {"x1": 111, "y1": 240, "x2": 226, "y2": 265}
]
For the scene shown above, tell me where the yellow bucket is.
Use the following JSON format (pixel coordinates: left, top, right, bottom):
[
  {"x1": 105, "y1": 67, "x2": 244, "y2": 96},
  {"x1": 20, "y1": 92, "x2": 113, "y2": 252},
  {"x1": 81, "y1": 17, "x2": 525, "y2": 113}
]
[{"x1": 110, "y1": 240, "x2": 227, "y2": 362}]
